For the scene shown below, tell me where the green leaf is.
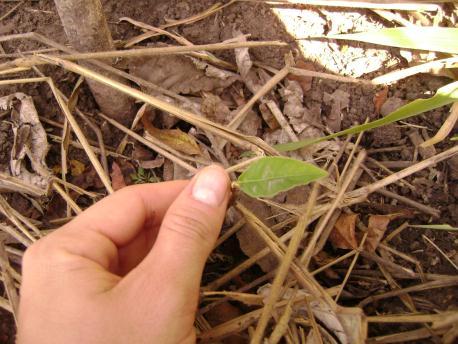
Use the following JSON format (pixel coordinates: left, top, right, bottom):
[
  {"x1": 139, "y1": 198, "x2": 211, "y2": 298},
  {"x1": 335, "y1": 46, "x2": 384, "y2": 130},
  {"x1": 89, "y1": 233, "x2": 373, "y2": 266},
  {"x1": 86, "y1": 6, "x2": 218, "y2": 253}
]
[
  {"x1": 451, "y1": 135, "x2": 458, "y2": 141},
  {"x1": 410, "y1": 224, "x2": 458, "y2": 231},
  {"x1": 237, "y1": 157, "x2": 328, "y2": 198},
  {"x1": 275, "y1": 81, "x2": 458, "y2": 152},
  {"x1": 327, "y1": 27, "x2": 458, "y2": 55}
]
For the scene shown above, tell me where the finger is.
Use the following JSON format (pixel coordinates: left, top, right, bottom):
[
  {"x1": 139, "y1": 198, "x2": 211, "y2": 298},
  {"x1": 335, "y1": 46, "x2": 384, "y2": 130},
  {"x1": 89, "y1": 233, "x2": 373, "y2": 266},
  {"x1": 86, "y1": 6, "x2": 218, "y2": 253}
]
[
  {"x1": 122, "y1": 165, "x2": 230, "y2": 304},
  {"x1": 30, "y1": 181, "x2": 188, "y2": 273},
  {"x1": 66, "y1": 180, "x2": 188, "y2": 246}
]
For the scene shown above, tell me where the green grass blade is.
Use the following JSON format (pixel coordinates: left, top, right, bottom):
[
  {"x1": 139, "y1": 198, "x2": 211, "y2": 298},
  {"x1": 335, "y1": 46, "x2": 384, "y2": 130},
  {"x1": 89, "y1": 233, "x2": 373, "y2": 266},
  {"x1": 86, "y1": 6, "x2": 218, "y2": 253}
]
[
  {"x1": 410, "y1": 224, "x2": 458, "y2": 231},
  {"x1": 275, "y1": 81, "x2": 458, "y2": 152},
  {"x1": 237, "y1": 157, "x2": 327, "y2": 198},
  {"x1": 327, "y1": 27, "x2": 458, "y2": 55}
]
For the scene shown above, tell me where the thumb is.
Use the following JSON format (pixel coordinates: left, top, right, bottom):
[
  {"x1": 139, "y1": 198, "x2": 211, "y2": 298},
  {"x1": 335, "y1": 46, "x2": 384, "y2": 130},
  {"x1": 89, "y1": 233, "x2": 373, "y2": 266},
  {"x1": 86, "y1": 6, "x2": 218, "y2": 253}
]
[{"x1": 126, "y1": 165, "x2": 230, "y2": 300}]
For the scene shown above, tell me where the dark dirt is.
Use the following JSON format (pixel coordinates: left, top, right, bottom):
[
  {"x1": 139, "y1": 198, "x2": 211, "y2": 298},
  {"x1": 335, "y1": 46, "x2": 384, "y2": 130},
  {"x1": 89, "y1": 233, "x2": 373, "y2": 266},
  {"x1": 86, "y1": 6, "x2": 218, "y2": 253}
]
[{"x1": 0, "y1": 0, "x2": 457, "y2": 343}]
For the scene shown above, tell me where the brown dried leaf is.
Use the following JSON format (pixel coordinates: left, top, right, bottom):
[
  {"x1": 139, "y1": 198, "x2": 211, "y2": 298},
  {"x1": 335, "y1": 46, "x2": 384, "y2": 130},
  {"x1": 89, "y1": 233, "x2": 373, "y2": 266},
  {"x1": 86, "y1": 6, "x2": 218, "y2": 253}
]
[
  {"x1": 373, "y1": 86, "x2": 389, "y2": 115},
  {"x1": 129, "y1": 54, "x2": 237, "y2": 94},
  {"x1": 110, "y1": 161, "x2": 127, "y2": 191},
  {"x1": 287, "y1": 60, "x2": 316, "y2": 93},
  {"x1": 201, "y1": 92, "x2": 232, "y2": 124},
  {"x1": 259, "y1": 102, "x2": 280, "y2": 130},
  {"x1": 138, "y1": 156, "x2": 165, "y2": 170},
  {"x1": 142, "y1": 116, "x2": 201, "y2": 155},
  {"x1": 364, "y1": 214, "x2": 395, "y2": 252},
  {"x1": 329, "y1": 213, "x2": 358, "y2": 250}
]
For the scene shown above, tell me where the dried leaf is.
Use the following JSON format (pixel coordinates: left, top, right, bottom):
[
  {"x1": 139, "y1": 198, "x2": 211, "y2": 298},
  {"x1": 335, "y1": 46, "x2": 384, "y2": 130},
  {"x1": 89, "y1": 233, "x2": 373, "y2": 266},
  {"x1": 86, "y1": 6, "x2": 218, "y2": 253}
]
[
  {"x1": 329, "y1": 213, "x2": 359, "y2": 250},
  {"x1": 287, "y1": 60, "x2": 316, "y2": 93},
  {"x1": 365, "y1": 214, "x2": 395, "y2": 252},
  {"x1": 138, "y1": 156, "x2": 165, "y2": 170},
  {"x1": 374, "y1": 87, "x2": 389, "y2": 115},
  {"x1": 282, "y1": 80, "x2": 323, "y2": 138},
  {"x1": 129, "y1": 54, "x2": 237, "y2": 94},
  {"x1": 259, "y1": 102, "x2": 280, "y2": 130},
  {"x1": 258, "y1": 285, "x2": 367, "y2": 344},
  {"x1": 201, "y1": 92, "x2": 232, "y2": 124},
  {"x1": 0, "y1": 93, "x2": 50, "y2": 194},
  {"x1": 70, "y1": 160, "x2": 85, "y2": 177},
  {"x1": 110, "y1": 161, "x2": 127, "y2": 191},
  {"x1": 233, "y1": 30, "x2": 253, "y2": 79},
  {"x1": 236, "y1": 194, "x2": 278, "y2": 273},
  {"x1": 142, "y1": 115, "x2": 201, "y2": 155},
  {"x1": 323, "y1": 89, "x2": 350, "y2": 132}
]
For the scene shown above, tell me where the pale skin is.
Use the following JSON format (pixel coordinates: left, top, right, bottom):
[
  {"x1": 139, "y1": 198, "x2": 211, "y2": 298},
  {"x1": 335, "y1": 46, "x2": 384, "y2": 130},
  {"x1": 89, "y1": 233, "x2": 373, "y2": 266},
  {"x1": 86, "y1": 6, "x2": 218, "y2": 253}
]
[{"x1": 17, "y1": 165, "x2": 230, "y2": 344}]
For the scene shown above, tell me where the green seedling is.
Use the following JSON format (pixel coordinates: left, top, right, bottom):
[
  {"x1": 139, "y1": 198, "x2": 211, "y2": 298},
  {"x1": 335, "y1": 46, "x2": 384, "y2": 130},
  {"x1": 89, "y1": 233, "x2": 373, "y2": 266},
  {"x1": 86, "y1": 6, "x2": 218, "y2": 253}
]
[
  {"x1": 130, "y1": 167, "x2": 160, "y2": 185},
  {"x1": 235, "y1": 156, "x2": 328, "y2": 198}
]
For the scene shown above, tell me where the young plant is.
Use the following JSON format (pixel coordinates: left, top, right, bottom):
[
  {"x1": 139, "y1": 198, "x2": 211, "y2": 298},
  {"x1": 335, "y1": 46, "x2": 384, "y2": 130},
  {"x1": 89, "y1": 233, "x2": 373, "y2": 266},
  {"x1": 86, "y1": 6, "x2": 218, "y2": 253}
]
[
  {"x1": 235, "y1": 156, "x2": 328, "y2": 198},
  {"x1": 130, "y1": 167, "x2": 160, "y2": 185}
]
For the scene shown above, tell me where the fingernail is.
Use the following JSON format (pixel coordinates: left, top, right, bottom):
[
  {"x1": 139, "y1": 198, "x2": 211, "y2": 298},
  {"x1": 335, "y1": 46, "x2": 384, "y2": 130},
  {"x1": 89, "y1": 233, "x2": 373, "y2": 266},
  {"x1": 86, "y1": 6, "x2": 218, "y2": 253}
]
[{"x1": 192, "y1": 166, "x2": 229, "y2": 207}]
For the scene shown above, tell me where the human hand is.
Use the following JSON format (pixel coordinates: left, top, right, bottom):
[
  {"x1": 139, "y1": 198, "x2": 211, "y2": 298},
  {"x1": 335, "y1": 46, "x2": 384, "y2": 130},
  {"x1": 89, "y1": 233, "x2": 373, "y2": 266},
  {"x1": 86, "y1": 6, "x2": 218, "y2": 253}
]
[{"x1": 17, "y1": 165, "x2": 230, "y2": 344}]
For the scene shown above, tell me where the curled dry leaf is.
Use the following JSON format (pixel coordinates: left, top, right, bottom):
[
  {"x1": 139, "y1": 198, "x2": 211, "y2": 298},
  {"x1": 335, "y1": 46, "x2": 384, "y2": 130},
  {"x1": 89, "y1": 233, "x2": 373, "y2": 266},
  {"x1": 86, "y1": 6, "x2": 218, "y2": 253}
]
[
  {"x1": 233, "y1": 30, "x2": 253, "y2": 79},
  {"x1": 129, "y1": 54, "x2": 238, "y2": 95},
  {"x1": 323, "y1": 89, "x2": 350, "y2": 132},
  {"x1": 142, "y1": 116, "x2": 201, "y2": 156},
  {"x1": 138, "y1": 156, "x2": 165, "y2": 170},
  {"x1": 374, "y1": 86, "x2": 389, "y2": 115},
  {"x1": 329, "y1": 213, "x2": 359, "y2": 250},
  {"x1": 0, "y1": 93, "x2": 50, "y2": 195},
  {"x1": 110, "y1": 161, "x2": 127, "y2": 191},
  {"x1": 365, "y1": 214, "x2": 397, "y2": 252}
]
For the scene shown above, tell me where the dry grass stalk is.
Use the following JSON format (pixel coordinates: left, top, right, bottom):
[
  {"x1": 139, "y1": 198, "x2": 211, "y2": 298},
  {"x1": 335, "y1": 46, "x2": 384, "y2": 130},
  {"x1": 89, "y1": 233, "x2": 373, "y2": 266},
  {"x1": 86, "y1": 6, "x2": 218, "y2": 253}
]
[
  {"x1": 0, "y1": 242, "x2": 19, "y2": 324},
  {"x1": 227, "y1": 66, "x2": 290, "y2": 132},
  {"x1": 202, "y1": 291, "x2": 263, "y2": 306},
  {"x1": 334, "y1": 232, "x2": 368, "y2": 302},
  {"x1": 98, "y1": 113, "x2": 197, "y2": 173},
  {"x1": 0, "y1": 76, "x2": 113, "y2": 194},
  {"x1": 46, "y1": 78, "x2": 114, "y2": 193},
  {"x1": 421, "y1": 102, "x2": 458, "y2": 148},
  {"x1": 11, "y1": 41, "x2": 287, "y2": 65},
  {"x1": 214, "y1": 219, "x2": 245, "y2": 248},
  {"x1": 49, "y1": 134, "x2": 131, "y2": 161},
  {"x1": 366, "y1": 327, "x2": 448, "y2": 344},
  {"x1": 237, "y1": 202, "x2": 336, "y2": 306},
  {"x1": 290, "y1": 67, "x2": 375, "y2": 86},
  {"x1": 251, "y1": 184, "x2": 319, "y2": 343},
  {"x1": 121, "y1": 17, "x2": 235, "y2": 71},
  {"x1": 422, "y1": 235, "x2": 458, "y2": 272},
  {"x1": 372, "y1": 57, "x2": 458, "y2": 85},
  {"x1": 302, "y1": 150, "x2": 366, "y2": 264},
  {"x1": 0, "y1": 195, "x2": 37, "y2": 243},
  {"x1": 41, "y1": 55, "x2": 277, "y2": 155},
  {"x1": 241, "y1": 0, "x2": 442, "y2": 11},
  {"x1": 0, "y1": 171, "x2": 47, "y2": 197},
  {"x1": 52, "y1": 183, "x2": 82, "y2": 215},
  {"x1": 0, "y1": 223, "x2": 31, "y2": 247},
  {"x1": 359, "y1": 276, "x2": 458, "y2": 307},
  {"x1": 346, "y1": 145, "x2": 458, "y2": 201},
  {"x1": 265, "y1": 100, "x2": 299, "y2": 142},
  {"x1": 268, "y1": 291, "x2": 296, "y2": 344}
]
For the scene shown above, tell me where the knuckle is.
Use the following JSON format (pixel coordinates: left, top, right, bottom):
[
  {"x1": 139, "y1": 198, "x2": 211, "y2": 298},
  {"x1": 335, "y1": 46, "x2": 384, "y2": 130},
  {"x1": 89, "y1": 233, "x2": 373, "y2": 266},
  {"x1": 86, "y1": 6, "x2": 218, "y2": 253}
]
[{"x1": 164, "y1": 207, "x2": 215, "y2": 244}]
